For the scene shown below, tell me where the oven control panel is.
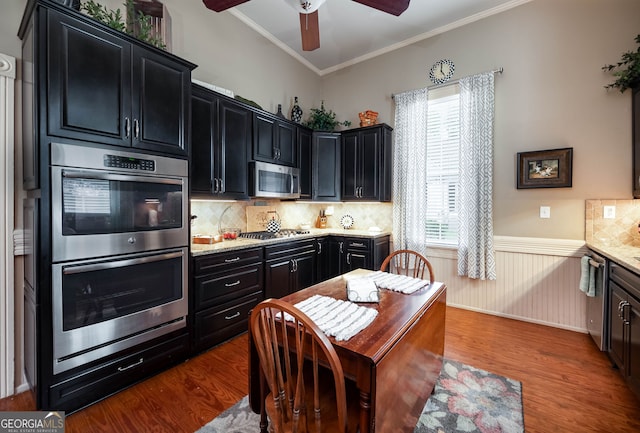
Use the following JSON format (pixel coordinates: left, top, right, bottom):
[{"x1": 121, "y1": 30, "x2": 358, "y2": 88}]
[{"x1": 104, "y1": 154, "x2": 155, "y2": 171}]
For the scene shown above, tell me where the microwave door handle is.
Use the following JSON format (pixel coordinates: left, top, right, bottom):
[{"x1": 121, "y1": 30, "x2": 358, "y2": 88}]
[
  {"x1": 62, "y1": 251, "x2": 184, "y2": 274},
  {"x1": 62, "y1": 170, "x2": 183, "y2": 186}
]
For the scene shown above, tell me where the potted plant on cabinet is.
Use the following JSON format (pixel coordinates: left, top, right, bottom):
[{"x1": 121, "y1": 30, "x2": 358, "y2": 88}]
[
  {"x1": 603, "y1": 34, "x2": 640, "y2": 93},
  {"x1": 303, "y1": 101, "x2": 351, "y2": 131}
]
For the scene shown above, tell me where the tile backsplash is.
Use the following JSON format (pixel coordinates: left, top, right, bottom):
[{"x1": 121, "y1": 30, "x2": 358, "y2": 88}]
[
  {"x1": 190, "y1": 200, "x2": 393, "y2": 235},
  {"x1": 586, "y1": 199, "x2": 640, "y2": 247}
]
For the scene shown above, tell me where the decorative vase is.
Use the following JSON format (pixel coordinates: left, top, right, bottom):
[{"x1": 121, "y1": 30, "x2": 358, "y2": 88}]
[
  {"x1": 276, "y1": 104, "x2": 286, "y2": 119},
  {"x1": 291, "y1": 96, "x2": 303, "y2": 123}
]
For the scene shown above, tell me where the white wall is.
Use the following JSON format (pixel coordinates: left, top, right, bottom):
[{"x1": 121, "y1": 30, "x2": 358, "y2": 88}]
[{"x1": 321, "y1": 0, "x2": 640, "y2": 240}]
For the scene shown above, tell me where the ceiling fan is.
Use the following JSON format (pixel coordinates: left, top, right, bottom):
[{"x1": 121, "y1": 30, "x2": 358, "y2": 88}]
[{"x1": 202, "y1": 0, "x2": 410, "y2": 51}]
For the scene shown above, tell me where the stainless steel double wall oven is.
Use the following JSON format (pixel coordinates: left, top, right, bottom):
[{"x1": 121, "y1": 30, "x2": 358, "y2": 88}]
[{"x1": 49, "y1": 143, "x2": 189, "y2": 374}]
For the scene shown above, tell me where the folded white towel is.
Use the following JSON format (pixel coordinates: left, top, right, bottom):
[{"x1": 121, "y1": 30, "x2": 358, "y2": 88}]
[
  {"x1": 367, "y1": 271, "x2": 429, "y2": 294},
  {"x1": 284, "y1": 295, "x2": 378, "y2": 341}
]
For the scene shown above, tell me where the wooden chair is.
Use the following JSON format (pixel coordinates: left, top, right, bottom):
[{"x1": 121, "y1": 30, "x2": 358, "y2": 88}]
[
  {"x1": 380, "y1": 249, "x2": 435, "y2": 283},
  {"x1": 249, "y1": 299, "x2": 359, "y2": 433}
]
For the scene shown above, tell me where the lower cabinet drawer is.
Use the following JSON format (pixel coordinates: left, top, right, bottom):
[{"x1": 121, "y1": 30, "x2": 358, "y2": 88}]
[
  {"x1": 194, "y1": 291, "x2": 263, "y2": 352},
  {"x1": 195, "y1": 263, "x2": 263, "y2": 309},
  {"x1": 48, "y1": 332, "x2": 189, "y2": 413}
]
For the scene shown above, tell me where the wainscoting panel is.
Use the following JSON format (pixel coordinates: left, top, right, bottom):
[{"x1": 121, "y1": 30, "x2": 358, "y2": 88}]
[{"x1": 426, "y1": 237, "x2": 588, "y2": 332}]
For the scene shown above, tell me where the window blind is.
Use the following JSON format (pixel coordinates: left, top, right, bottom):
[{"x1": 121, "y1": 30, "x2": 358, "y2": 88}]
[{"x1": 425, "y1": 86, "x2": 460, "y2": 244}]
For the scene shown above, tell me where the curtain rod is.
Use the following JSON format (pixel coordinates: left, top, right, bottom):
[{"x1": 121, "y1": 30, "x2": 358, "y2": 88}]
[{"x1": 392, "y1": 67, "x2": 503, "y2": 99}]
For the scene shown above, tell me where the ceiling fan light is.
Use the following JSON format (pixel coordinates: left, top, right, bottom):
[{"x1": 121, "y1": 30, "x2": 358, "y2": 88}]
[{"x1": 284, "y1": 0, "x2": 326, "y2": 14}]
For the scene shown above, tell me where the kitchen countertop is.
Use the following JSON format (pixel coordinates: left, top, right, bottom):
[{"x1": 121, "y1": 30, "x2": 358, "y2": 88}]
[
  {"x1": 587, "y1": 241, "x2": 640, "y2": 274},
  {"x1": 190, "y1": 228, "x2": 392, "y2": 257}
]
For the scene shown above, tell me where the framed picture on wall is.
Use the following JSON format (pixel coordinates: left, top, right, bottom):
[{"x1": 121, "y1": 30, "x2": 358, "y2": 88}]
[{"x1": 516, "y1": 148, "x2": 573, "y2": 189}]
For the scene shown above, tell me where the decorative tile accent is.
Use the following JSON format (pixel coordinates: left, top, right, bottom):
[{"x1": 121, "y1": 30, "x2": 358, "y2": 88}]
[{"x1": 586, "y1": 199, "x2": 640, "y2": 247}]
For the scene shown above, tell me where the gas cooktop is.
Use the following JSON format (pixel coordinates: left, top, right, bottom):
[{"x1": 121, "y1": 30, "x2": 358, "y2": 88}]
[{"x1": 239, "y1": 229, "x2": 310, "y2": 240}]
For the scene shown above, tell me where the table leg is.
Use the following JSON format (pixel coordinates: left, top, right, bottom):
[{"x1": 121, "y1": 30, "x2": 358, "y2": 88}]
[{"x1": 359, "y1": 390, "x2": 371, "y2": 433}]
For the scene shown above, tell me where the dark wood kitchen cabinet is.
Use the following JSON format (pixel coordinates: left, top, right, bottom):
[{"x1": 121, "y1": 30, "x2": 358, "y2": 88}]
[
  {"x1": 45, "y1": 7, "x2": 194, "y2": 157},
  {"x1": 191, "y1": 85, "x2": 251, "y2": 199},
  {"x1": 608, "y1": 262, "x2": 640, "y2": 398},
  {"x1": 316, "y1": 236, "x2": 342, "y2": 282},
  {"x1": 341, "y1": 124, "x2": 393, "y2": 201},
  {"x1": 264, "y1": 239, "x2": 317, "y2": 299},
  {"x1": 340, "y1": 235, "x2": 390, "y2": 273},
  {"x1": 632, "y1": 85, "x2": 640, "y2": 197},
  {"x1": 253, "y1": 111, "x2": 297, "y2": 166},
  {"x1": 312, "y1": 132, "x2": 342, "y2": 201},
  {"x1": 192, "y1": 248, "x2": 264, "y2": 353},
  {"x1": 316, "y1": 235, "x2": 390, "y2": 283},
  {"x1": 298, "y1": 127, "x2": 313, "y2": 199}
]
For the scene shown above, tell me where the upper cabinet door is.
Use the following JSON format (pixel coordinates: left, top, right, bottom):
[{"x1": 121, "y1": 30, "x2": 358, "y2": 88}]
[
  {"x1": 191, "y1": 91, "x2": 216, "y2": 195},
  {"x1": 218, "y1": 98, "x2": 251, "y2": 199},
  {"x1": 252, "y1": 112, "x2": 298, "y2": 166},
  {"x1": 276, "y1": 121, "x2": 297, "y2": 166},
  {"x1": 47, "y1": 9, "x2": 131, "y2": 147},
  {"x1": 46, "y1": 8, "x2": 192, "y2": 157},
  {"x1": 132, "y1": 46, "x2": 190, "y2": 156},
  {"x1": 359, "y1": 128, "x2": 380, "y2": 200}
]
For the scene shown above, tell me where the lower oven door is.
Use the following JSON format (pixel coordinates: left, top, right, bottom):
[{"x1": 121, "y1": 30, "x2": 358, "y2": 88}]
[{"x1": 51, "y1": 247, "x2": 188, "y2": 374}]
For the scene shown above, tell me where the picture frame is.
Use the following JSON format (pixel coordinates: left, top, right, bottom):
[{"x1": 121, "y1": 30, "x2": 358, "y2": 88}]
[{"x1": 516, "y1": 148, "x2": 573, "y2": 189}]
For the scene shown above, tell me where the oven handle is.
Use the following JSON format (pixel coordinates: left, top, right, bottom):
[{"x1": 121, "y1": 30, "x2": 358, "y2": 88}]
[
  {"x1": 62, "y1": 169, "x2": 184, "y2": 185},
  {"x1": 63, "y1": 251, "x2": 184, "y2": 275}
]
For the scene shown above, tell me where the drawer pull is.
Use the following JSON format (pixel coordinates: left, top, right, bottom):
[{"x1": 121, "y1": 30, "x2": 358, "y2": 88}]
[
  {"x1": 225, "y1": 280, "x2": 241, "y2": 287},
  {"x1": 224, "y1": 257, "x2": 241, "y2": 263},
  {"x1": 351, "y1": 242, "x2": 365, "y2": 247},
  {"x1": 225, "y1": 311, "x2": 241, "y2": 320},
  {"x1": 117, "y1": 357, "x2": 143, "y2": 372}
]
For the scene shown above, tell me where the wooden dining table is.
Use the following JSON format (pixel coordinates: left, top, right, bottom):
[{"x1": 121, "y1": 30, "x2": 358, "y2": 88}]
[{"x1": 248, "y1": 269, "x2": 447, "y2": 433}]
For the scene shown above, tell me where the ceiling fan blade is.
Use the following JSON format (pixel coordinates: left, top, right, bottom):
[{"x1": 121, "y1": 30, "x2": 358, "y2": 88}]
[
  {"x1": 299, "y1": 11, "x2": 320, "y2": 51},
  {"x1": 352, "y1": 0, "x2": 410, "y2": 16},
  {"x1": 202, "y1": 0, "x2": 250, "y2": 12}
]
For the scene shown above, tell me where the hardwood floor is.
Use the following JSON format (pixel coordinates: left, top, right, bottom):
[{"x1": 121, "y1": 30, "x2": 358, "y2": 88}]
[{"x1": 2, "y1": 307, "x2": 639, "y2": 432}]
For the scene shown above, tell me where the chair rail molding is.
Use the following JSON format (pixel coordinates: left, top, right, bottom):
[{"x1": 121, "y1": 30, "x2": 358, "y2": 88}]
[{"x1": 0, "y1": 51, "x2": 16, "y2": 398}]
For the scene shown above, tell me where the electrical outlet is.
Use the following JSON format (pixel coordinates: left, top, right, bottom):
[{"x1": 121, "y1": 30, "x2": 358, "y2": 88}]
[
  {"x1": 603, "y1": 205, "x2": 616, "y2": 219},
  {"x1": 539, "y1": 206, "x2": 551, "y2": 219}
]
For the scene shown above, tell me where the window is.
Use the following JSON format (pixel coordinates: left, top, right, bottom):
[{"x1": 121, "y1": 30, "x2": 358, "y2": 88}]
[{"x1": 425, "y1": 85, "x2": 460, "y2": 244}]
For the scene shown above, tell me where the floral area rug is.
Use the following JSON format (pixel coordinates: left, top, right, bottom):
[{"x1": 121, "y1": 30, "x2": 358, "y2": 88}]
[{"x1": 196, "y1": 359, "x2": 524, "y2": 433}]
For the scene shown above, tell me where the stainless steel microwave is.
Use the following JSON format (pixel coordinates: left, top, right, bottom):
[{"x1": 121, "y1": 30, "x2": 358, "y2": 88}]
[{"x1": 249, "y1": 161, "x2": 300, "y2": 199}]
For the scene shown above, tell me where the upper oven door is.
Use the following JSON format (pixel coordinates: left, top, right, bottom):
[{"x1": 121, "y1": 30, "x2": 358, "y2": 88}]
[{"x1": 51, "y1": 166, "x2": 188, "y2": 262}]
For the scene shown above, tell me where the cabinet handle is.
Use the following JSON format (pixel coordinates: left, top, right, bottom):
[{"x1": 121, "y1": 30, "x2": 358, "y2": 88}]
[
  {"x1": 213, "y1": 178, "x2": 219, "y2": 193},
  {"x1": 347, "y1": 252, "x2": 351, "y2": 265},
  {"x1": 225, "y1": 280, "x2": 241, "y2": 287},
  {"x1": 133, "y1": 119, "x2": 140, "y2": 138},
  {"x1": 219, "y1": 178, "x2": 224, "y2": 193},
  {"x1": 118, "y1": 357, "x2": 143, "y2": 371},
  {"x1": 224, "y1": 257, "x2": 241, "y2": 263},
  {"x1": 622, "y1": 301, "x2": 631, "y2": 325},
  {"x1": 339, "y1": 242, "x2": 344, "y2": 254},
  {"x1": 124, "y1": 117, "x2": 131, "y2": 138},
  {"x1": 225, "y1": 311, "x2": 241, "y2": 320},
  {"x1": 351, "y1": 242, "x2": 365, "y2": 248},
  {"x1": 317, "y1": 242, "x2": 322, "y2": 255},
  {"x1": 273, "y1": 146, "x2": 278, "y2": 159}
]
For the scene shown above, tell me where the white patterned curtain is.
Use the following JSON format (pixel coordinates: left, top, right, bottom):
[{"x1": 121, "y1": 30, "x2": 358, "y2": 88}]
[
  {"x1": 457, "y1": 72, "x2": 497, "y2": 280},
  {"x1": 392, "y1": 89, "x2": 428, "y2": 255}
]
